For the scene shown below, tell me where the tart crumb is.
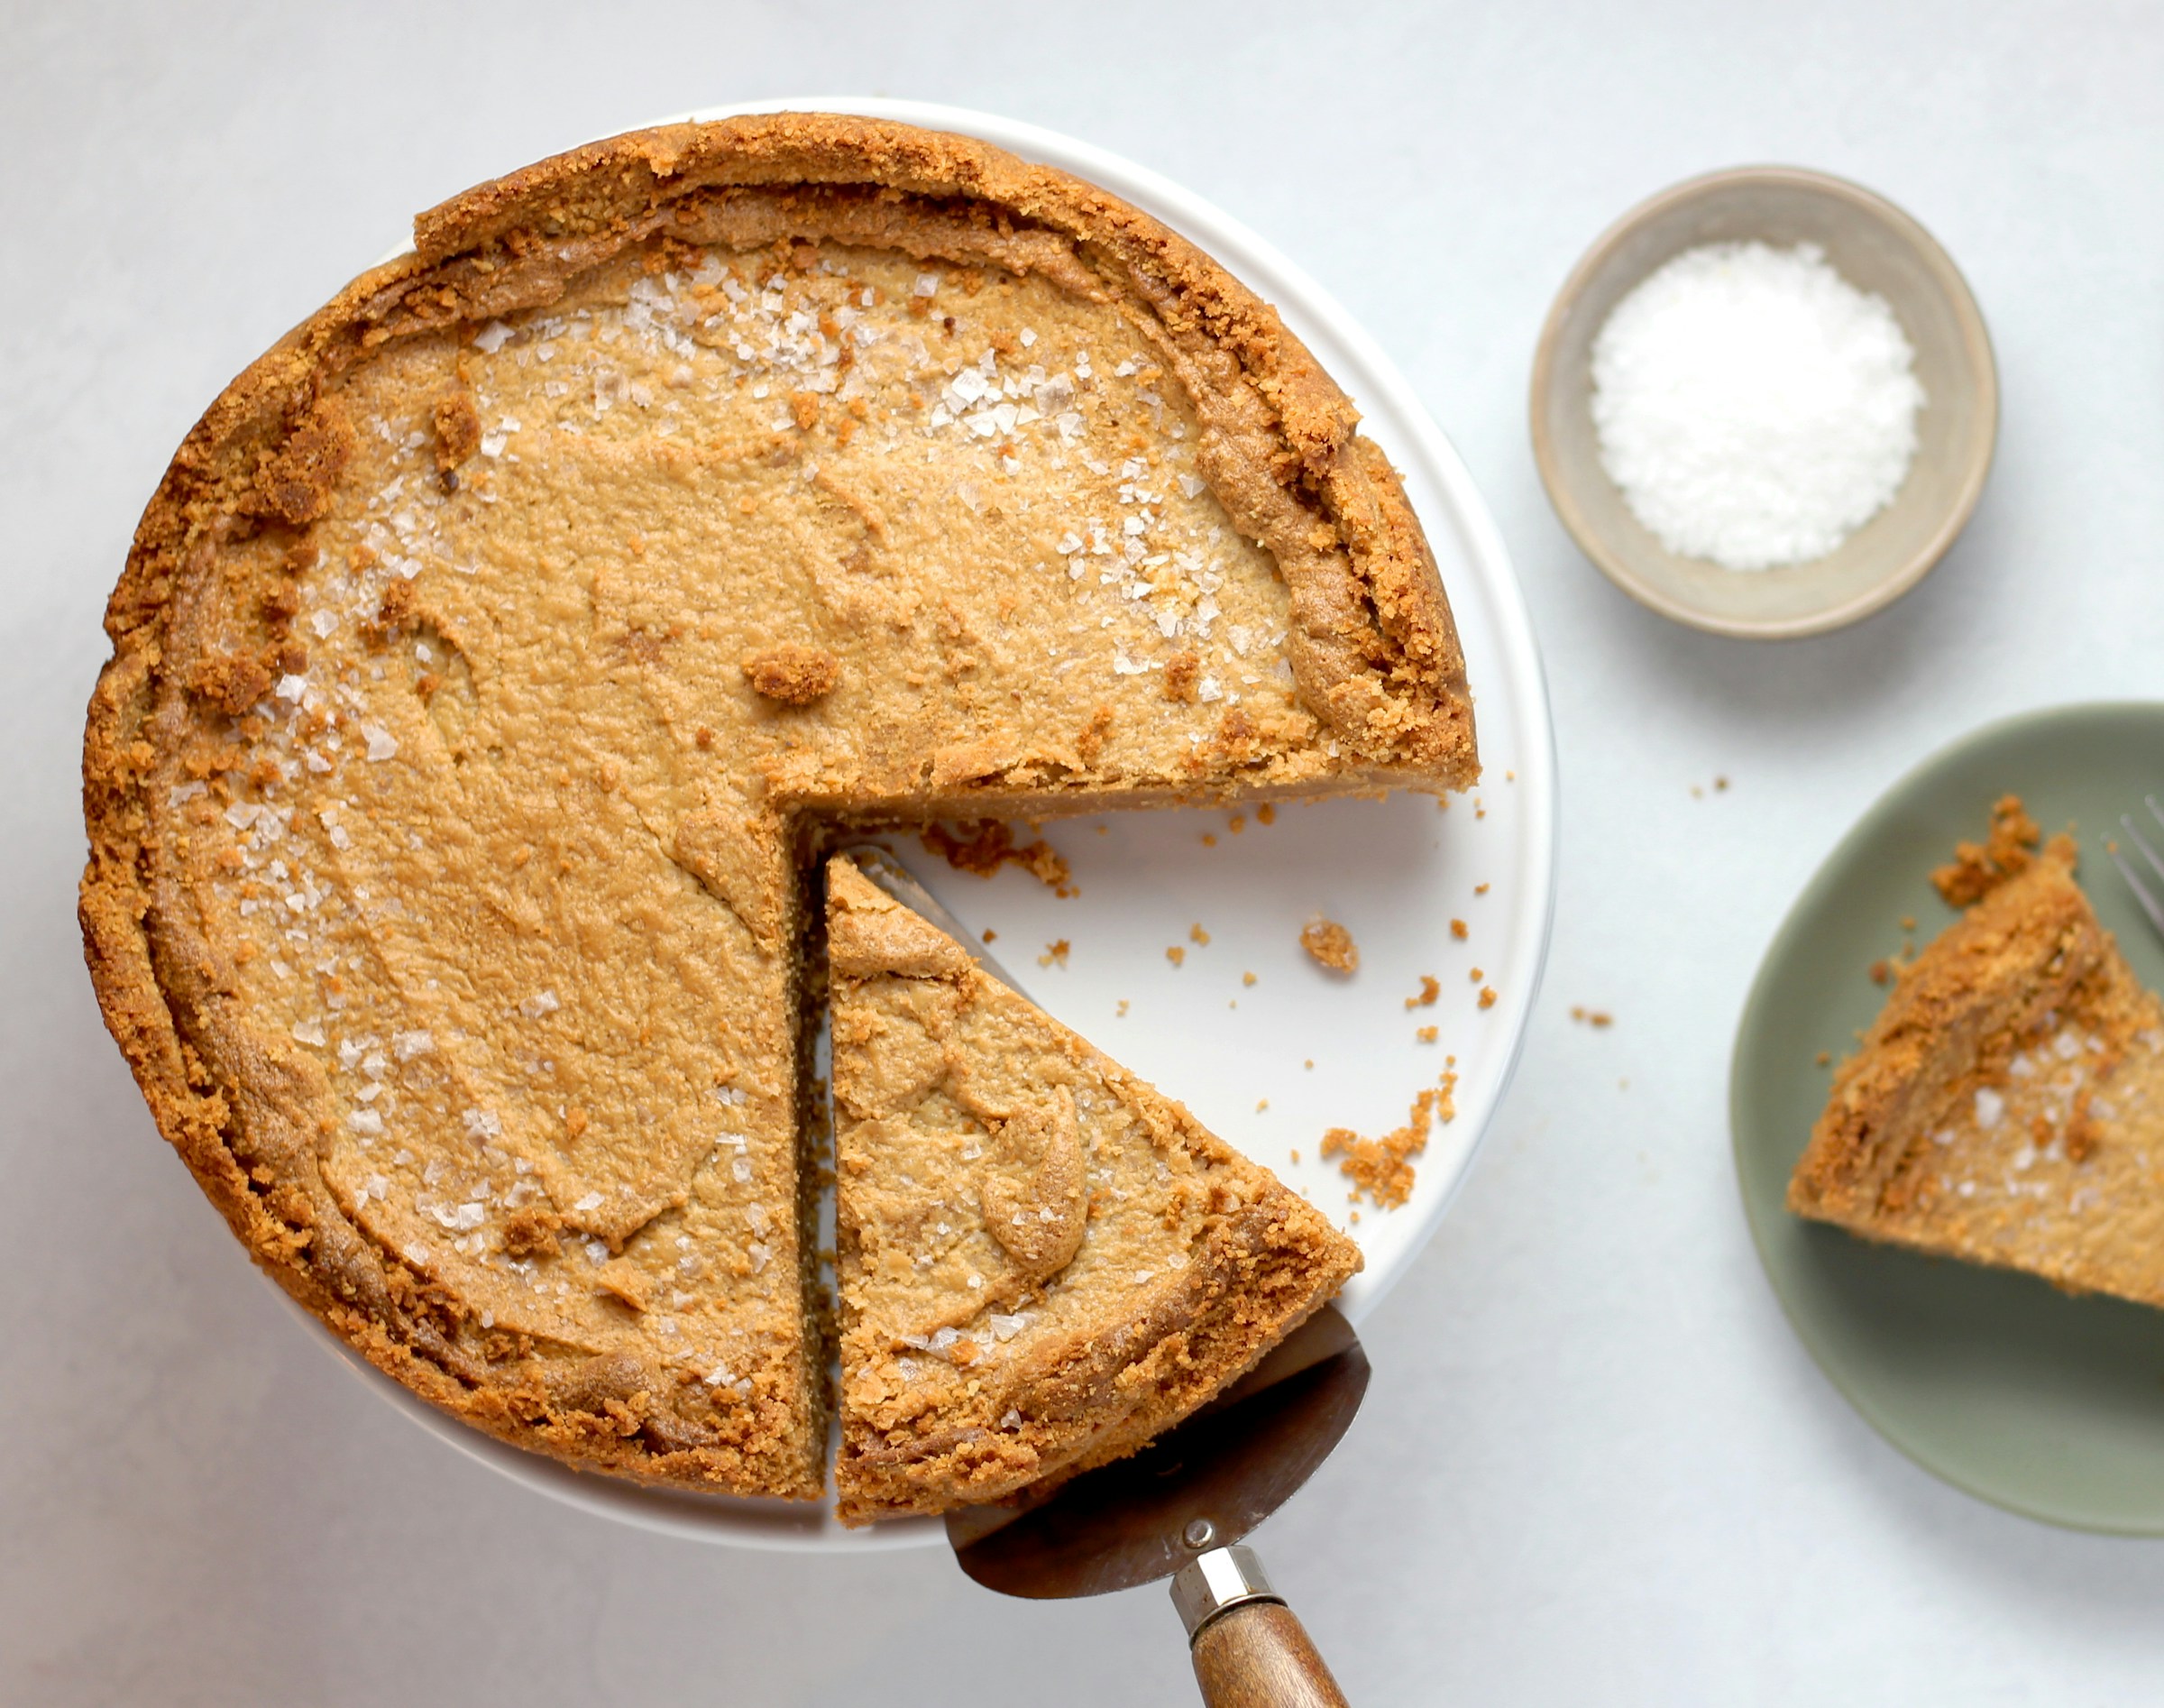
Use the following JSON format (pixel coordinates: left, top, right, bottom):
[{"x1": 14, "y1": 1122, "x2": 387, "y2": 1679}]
[
  {"x1": 432, "y1": 391, "x2": 482, "y2": 470},
  {"x1": 1039, "y1": 940, "x2": 1070, "y2": 969},
  {"x1": 1321, "y1": 1072, "x2": 1459, "y2": 1209},
  {"x1": 1450, "y1": 918, "x2": 1469, "y2": 940},
  {"x1": 502, "y1": 1207, "x2": 564, "y2": 1259},
  {"x1": 1931, "y1": 794, "x2": 2041, "y2": 905},
  {"x1": 1189, "y1": 923, "x2": 1210, "y2": 946},
  {"x1": 1074, "y1": 705, "x2": 1114, "y2": 766},
  {"x1": 741, "y1": 642, "x2": 841, "y2": 704},
  {"x1": 1478, "y1": 987, "x2": 1498, "y2": 1009},
  {"x1": 920, "y1": 820, "x2": 1071, "y2": 890},
  {"x1": 1257, "y1": 804, "x2": 1277, "y2": 825},
  {"x1": 1416, "y1": 1025, "x2": 1438, "y2": 1043},
  {"x1": 1405, "y1": 975, "x2": 1440, "y2": 1011},
  {"x1": 1473, "y1": 882, "x2": 1490, "y2": 895},
  {"x1": 1166, "y1": 945, "x2": 1186, "y2": 966},
  {"x1": 1300, "y1": 917, "x2": 1359, "y2": 973}
]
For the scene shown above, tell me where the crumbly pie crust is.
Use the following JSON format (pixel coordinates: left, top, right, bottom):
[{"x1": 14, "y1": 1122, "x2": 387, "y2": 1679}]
[{"x1": 80, "y1": 114, "x2": 1473, "y2": 1501}]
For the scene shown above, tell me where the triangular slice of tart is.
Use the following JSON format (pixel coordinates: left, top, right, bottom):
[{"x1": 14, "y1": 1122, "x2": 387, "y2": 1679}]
[
  {"x1": 1789, "y1": 800, "x2": 2164, "y2": 1305},
  {"x1": 824, "y1": 856, "x2": 1362, "y2": 1524}
]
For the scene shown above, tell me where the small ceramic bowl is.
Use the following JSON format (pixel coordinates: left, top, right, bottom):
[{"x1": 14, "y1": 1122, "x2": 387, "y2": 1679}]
[{"x1": 1530, "y1": 166, "x2": 1997, "y2": 639}]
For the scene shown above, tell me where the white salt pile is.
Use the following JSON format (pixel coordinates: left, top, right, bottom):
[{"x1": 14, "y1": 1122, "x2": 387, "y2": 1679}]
[{"x1": 1590, "y1": 241, "x2": 1924, "y2": 572}]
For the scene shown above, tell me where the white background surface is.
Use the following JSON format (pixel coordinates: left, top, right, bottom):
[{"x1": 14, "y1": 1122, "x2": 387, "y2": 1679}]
[{"x1": 5, "y1": 3, "x2": 2162, "y2": 1702}]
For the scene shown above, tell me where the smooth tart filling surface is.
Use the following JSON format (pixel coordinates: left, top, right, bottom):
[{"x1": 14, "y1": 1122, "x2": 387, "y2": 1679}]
[{"x1": 81, "y1": 115, "x2": 1474, "y2": 1502}]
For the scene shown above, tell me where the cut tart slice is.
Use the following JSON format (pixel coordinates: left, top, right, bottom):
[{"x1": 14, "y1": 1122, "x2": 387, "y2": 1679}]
[
  {"x1": 1789, "y1": 798, "x2": 2164, "y2": 1306},
  {"x1": 826, "y1": 856, "x2": 1362, "y2": 1523}
]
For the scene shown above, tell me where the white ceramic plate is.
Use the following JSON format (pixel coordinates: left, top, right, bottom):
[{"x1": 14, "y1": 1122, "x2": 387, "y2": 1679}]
[{"x1": 286, "y1": 96, "x2": 1556, "y2": 1552}]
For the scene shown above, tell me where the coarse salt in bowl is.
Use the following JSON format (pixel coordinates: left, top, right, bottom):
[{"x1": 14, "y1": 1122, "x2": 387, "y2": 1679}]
[{"x1": 1530, "y1": 166, "x2": 1998, "y2": 640}]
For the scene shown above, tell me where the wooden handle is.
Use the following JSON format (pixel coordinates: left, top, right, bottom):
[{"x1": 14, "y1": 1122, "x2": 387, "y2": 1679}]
[{"x1": 1189, "y1": 1599, "x2": 1349, "y2": 1708}]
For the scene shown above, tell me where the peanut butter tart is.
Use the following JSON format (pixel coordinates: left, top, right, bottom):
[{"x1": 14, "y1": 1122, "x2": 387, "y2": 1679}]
[{"x1": 81, "y1": 114, "x2": 1472, "y2": 1502}]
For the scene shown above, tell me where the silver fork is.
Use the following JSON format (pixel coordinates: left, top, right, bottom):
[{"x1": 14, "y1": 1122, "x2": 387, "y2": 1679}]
[{"x1": 2110, "y1": 795, "x2": 2164, "y2": 939}]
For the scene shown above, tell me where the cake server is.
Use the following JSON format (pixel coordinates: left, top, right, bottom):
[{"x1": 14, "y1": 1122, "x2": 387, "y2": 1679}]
[
  {"x1": 945, "y1": 1301, "x2": 1366, "y2": 1708},
  {"x1": 842, "y1": 845, "x2": 1365, "y2": 1708}
]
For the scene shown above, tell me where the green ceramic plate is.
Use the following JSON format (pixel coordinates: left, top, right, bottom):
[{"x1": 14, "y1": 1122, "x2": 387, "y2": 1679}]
[{"x1": 1733, "y1": 701, "x2": 2164, "y2": 1533}]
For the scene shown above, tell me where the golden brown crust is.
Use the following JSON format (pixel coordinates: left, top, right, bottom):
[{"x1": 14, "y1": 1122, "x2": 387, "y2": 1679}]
[
  {"x1": 1789, "y1": 838, "x2": 2097, "y2": 1221},
  {"x1": 1792, "y1": 835, "x2": 2095, "y2": 1212},
  {"x1": 81, "y1": 114, "x2": 1460, "y2": 1503}
]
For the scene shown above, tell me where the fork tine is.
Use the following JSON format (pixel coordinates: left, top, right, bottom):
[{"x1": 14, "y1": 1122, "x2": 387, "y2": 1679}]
[
  {"x1": 2124, "y1": 811, "x2": 2164, "y2": 887},
  {"x1": 2111, "y1": 831, "x2": 2164, "y2": 941}
]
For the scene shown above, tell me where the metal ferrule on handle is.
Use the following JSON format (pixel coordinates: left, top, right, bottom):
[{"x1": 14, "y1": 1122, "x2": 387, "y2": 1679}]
[
  {"x1": 1170, "y1": 1546, "x2": 1282, "y2": 1639},
  {"x1": 1172, "y1": 1547, "x2": 1350, "y2": 1707}
]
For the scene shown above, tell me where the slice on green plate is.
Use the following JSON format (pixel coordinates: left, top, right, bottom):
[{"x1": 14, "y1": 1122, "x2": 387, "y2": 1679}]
[{"x1": 1733, "y1": 700, "x2": 2164, "y2": 1533}]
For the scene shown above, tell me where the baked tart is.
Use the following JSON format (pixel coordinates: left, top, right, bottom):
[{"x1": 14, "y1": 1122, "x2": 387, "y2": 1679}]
[{"x1": 80, "y1": 114, "x2": 1473, "y2": 1502}]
